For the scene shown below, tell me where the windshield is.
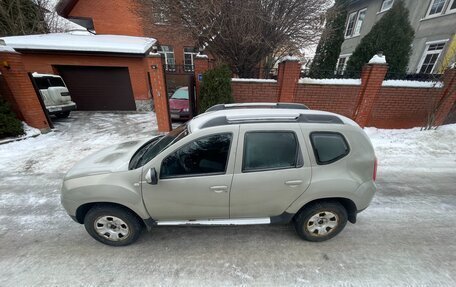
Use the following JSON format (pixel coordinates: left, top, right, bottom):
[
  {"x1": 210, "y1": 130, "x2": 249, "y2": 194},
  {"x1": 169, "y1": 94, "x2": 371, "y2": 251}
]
[
  {"x1": 171, "y1": 88, "x2": 189, "y2": 100},
  {"x1": 129, "y1": 124, "x2": 189, "y2": 170}
]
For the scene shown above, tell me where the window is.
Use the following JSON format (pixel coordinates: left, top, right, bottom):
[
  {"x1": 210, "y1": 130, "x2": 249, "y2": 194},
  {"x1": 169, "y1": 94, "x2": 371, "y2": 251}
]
[
  {"x1": 345, "y1": 9, "x2": 367, "y2": 38},
  {"x1": 34, "y1": 77, "x2": 65, "y2": 90},
  {"x1": 425, "y1": 0, "x2": 456, "y2": 17},
  {"x1": 428, "y1": 0, "x2": 446, "y2": 15},
  {"x1": 242, "y1": 132, "x2": 302, "y2": 172},
  {"x1": 418, "y1": 41, "x2": 447, "y2": 74},
  {"x1": 335, "y1": 55, "x2": 351, "y2": 75},
  {"x1": 354, "y1": 9, "x2": 367, "y2": 36},
  {"x1": 184, "y1": 47, "x2": 197, "y2": 72},
  {"x1": 159, "y1": 45, "x2": 175, "y2": 71},
  {"x1": 160, "y1": 133, "x2": 232, "y2": 178},
  {"x1": 380, "y1": 0, "x2": 394, "y2": 12},
  {"x1": 345, "y1": 12, "x2": 357, "y2": 37},
  {"x1": 310, "y1": 132, "x2": 349, "y2": 165}
]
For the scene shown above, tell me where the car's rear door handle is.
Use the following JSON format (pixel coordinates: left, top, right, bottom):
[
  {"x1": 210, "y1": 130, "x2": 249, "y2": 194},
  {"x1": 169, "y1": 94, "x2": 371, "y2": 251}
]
[
  {"x1": 210, "y1": 186, "x2": 228, "y2": 193},
  {"x1": 285, "y1": 180, "x2": 303, "y2": 187}
]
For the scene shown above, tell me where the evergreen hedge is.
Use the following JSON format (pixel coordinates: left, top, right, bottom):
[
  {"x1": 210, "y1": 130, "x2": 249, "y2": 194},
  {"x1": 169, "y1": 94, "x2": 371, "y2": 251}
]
[
  {"x1": 198, "y1": 65, "x2": 234, "y2": 113},
  {"x1": 0, "y1": 99, "x2": 24, "y2": 138},
  {"x1": 345, "y1": 0, "x2": 414, "y2": 77}
]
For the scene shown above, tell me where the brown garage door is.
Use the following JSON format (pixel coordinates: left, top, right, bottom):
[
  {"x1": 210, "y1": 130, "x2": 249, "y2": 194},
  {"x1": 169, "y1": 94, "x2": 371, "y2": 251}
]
[{"x1": 57, "y1": 66, "x2": 136, "y2": 111}]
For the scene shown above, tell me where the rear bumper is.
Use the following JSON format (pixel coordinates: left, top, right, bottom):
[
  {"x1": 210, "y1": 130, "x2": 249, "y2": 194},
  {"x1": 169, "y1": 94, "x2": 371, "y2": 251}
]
[{"x1": 47, "y1": 103, "x2": 77, "y2": 115}]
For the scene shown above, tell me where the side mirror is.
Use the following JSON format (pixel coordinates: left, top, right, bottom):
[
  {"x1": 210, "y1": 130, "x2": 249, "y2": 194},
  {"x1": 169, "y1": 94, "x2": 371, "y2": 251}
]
[{"x1": 145, "y1": 168, "x2": 158, "y2": 185}]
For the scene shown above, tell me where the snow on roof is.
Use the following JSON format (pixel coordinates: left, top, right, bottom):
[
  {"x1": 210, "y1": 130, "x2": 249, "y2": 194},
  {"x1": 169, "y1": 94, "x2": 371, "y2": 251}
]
[
  {"x1": 0, "y1": 45, "x2": 17, "y2": 53},
  {"x1": 1, "y1": 31, "x2": 157, "y2": 55},
  {"x1": 369, "y1": 54, "x2": 387, "y2": 64},
  {"x1": 231, "y1": 78, "x2": 277, "y2": 83},
  {"x1": 382, "y1": 79, "x2": 443, "y2": 88},
  {"x1": 299, "y1": 77, "x2": 361, "y2": 85}
]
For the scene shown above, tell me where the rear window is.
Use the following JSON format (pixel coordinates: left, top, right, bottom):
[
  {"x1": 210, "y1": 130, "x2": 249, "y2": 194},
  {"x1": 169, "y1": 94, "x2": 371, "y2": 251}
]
[
  {"x1": 34, "y1": 76, "x2": 65, "y2": 89},
  {"x1": 310, "y1": 132, "x2": 349, "y2": 164}
]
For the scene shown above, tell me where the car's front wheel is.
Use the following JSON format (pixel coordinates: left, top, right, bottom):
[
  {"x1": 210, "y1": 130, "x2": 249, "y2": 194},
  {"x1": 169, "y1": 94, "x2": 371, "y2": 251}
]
[
  {"x1": 294, "y1": 201, "x2": 348, "y2": 242},
  {"x1": 84, "y1": 205, "x2": 142, "y2": 246}
]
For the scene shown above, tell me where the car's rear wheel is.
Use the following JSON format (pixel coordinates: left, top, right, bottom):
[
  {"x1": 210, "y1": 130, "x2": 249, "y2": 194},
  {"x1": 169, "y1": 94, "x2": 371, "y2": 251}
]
[
  {"x1": 294, "y1": 201, "x2": 347, "y2": 242},
  {"x1": 84, "y1": 205, "x2": 142, "y2": 246}
]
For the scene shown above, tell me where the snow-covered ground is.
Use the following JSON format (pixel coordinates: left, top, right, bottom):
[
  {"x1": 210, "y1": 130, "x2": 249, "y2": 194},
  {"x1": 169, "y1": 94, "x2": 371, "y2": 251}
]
[{"x1": 0, "y1": 112, "x2": 455, "y2": 286}]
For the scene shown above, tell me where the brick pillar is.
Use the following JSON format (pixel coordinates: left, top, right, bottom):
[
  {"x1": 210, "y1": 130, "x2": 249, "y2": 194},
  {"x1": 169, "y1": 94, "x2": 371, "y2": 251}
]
[
  {"x1": 277, "y1": 59, "x2": 301, "y2": 102},
  {"x1": 194, "y1": 54, "x2": 210, "y2": 109},
  {"x1": 0, "y1": 49, "x2": 50, "y2": 132},
  {"x1": 146, "y1": 54, "x2": 171, "y2": 132},
  {"x1": 353, "y1": 57, "x2": 388, "y2": 128},
  {"x1": 434, "y1": 67, "x2": 456, "y2": 126}
]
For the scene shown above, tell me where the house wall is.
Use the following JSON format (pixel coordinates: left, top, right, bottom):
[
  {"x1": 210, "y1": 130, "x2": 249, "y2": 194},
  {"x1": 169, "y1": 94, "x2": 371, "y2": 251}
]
[
  {"x1": 69, "y1": 0, "x2": 145, "y2": 36},
  {"x1": 67, "y1": 0, "x2": 196, "y2": 67},
  {"x1": 340, "y1": 0, "x2": 456, "y2": 73}
]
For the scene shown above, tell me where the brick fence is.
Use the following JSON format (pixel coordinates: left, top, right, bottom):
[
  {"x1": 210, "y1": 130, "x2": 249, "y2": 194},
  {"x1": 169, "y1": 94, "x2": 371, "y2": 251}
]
[{"x1": 195, "y1": 56, "x2": 456, "y2": 129}]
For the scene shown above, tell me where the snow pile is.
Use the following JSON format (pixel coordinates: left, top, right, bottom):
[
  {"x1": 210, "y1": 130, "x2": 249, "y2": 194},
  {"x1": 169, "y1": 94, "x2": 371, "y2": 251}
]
[
  {"x1": 280, "y1": 55, "x2": 300, "y2": 62},
  {"x1": 0, "y1": 45, "x2": 16, "y2": 53},
  {"x1": 0, "y1": 122, "x2": 40, "y2": 145},
  {"x1": 382, "y1": 80, "x2": 443, "y2": 88},
  {"x1": 365, "y1": 124, "x2": 456, "y2": 173},
  {"x1": 368, "y1": 54, "x2": 387, "y2": 64},
  {"x1": 299, "y1": 77, "x2": 361, "y2": 85},
  {"x1": 232, "y1": 78, "x2": 277, "y2": 83},
  {"x1": 195, "y1": 53, "x2": 209, "y2": 59},
  {"x1": 1, "y1": 33, "x2": 157, "y2": 54}
]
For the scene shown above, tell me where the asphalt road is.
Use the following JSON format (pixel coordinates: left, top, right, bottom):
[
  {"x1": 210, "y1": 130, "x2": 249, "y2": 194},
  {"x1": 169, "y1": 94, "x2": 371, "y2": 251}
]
[
  {"x1": 0, "y1": 169, "x2": 455, "y2": 286},
  {"x1": 0, "y1": 113, "x2": 455, "y2": 286}
]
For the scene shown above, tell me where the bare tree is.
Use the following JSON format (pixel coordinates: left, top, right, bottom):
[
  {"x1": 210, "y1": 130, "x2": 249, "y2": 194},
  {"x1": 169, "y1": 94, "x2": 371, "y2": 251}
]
[
  {"x1": 138, "y1": 0, "x2": 331, "y2": 78},
  {"x1": 0, "y1": 0, "x2": 49, "y2": 37}
]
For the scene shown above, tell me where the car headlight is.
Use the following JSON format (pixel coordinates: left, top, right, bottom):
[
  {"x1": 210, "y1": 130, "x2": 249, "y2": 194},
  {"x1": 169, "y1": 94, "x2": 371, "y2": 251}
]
[{"x1": 183, "y1": 108, "x2": 189, "y2": 112}]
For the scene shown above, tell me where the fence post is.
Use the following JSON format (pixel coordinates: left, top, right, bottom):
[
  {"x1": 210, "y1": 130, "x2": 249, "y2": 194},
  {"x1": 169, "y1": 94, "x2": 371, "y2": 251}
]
[
  {"x1": 277, "y1": 57, "x2": 301, "y2": 102},
  {"x1": 434, "y1": 67, "x2": 456, "y2": 126},
  {"x1": 0, "y1": 47, "x2": 50, "y2": 132},
  {"x1": 353, "y1": 54, "x2": 388, "y2": 127},
  {"x1": 194, "y1": 54, "x2": 210, "y2": 111},
  {"x1": 146, "y1": 54, "x2": 171, "y2": 132}
]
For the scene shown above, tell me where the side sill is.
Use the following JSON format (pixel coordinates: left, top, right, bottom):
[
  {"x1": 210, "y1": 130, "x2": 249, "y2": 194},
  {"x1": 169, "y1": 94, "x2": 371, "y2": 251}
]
[
  {"x1": 155, "y1": 218, "x2": 271, "y2": 226},
  {"x1": 270, "y1": 212, "x2": 295, "y2": 224}
]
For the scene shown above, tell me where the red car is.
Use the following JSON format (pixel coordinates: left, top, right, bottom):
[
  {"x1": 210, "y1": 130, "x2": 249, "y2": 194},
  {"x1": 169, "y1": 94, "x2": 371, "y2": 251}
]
[{"x1": 169, "y1": 87, "x2": 190, "y2": 120}]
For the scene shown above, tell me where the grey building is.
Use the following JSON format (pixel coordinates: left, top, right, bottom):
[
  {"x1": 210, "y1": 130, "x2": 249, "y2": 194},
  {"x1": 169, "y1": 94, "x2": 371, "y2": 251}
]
[{"x1": 337, "y1": 0, "x2": 456, "y2": 74}]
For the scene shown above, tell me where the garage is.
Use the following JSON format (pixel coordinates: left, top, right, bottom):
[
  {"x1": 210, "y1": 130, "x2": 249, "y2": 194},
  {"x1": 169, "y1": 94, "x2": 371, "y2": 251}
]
[{"x1": 57, "y1": 66, "x2": 136, "y2": 111}]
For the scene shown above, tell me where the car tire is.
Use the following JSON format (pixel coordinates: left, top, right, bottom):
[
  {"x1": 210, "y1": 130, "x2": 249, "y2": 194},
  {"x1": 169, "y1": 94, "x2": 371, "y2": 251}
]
[
  {"x1": 84, "y1": 205, "x2": 143, "y2": 246},
  {"x1": 293, "y1": 201, "x2": 347, "y2": 242},
  {"x1": 55, "y1": 111, "x2": 70, "y2": 118}
]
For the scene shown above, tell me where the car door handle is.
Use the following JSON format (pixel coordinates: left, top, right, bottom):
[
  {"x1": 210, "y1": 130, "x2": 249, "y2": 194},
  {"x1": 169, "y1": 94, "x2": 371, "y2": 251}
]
[
  {"x1": 210, "y1": 186, "x2": 228, "y2": 193},
  {"x1": 285, "y1": 180, "x2": 303, "y2": 187}
]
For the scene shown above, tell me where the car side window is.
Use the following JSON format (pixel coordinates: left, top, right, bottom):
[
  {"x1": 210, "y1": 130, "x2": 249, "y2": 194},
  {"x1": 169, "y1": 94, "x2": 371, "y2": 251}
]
[
  {"x1": 310, "y1": 132, "x2": 349, "y2": 165},
  {"x1": 242, "y1": 131, "x2": 302, "y2": 172},
  {"x1": 160, "y1": 133, "x2": 232, "y2": 178}
]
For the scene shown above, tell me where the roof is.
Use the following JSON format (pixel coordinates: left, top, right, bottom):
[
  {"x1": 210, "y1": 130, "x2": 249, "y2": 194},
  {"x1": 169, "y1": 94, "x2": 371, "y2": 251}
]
[
  {"x1": 188, "y1": 108, "x2": 359, "y2": 132},
  {"x1": 1, "y1": 31, "x2": 157, "y2": 55}
]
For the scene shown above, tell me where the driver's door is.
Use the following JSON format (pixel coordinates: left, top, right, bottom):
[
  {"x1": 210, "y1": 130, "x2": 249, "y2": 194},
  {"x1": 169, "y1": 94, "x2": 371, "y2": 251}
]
[{"x1": 141, "y1": 126, "x2": 239, "y2": 220}]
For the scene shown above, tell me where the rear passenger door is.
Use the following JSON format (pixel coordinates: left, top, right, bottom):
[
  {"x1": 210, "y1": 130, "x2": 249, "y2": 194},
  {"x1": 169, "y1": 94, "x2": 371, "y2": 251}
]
[{"x1": 229, "y1": 124, "x2": 312, "y2": 218}]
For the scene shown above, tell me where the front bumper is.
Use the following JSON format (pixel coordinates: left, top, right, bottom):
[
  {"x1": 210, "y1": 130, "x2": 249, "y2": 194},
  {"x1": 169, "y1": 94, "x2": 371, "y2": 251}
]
[{"x1": 170, "y1": 111, "x2": 190, "y2": 120}]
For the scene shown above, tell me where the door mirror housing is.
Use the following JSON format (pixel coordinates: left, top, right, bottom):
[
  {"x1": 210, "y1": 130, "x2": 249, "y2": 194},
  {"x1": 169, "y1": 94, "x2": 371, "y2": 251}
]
[{"x1": 145, "y1": 168, "x2": 158, "y2": 185}]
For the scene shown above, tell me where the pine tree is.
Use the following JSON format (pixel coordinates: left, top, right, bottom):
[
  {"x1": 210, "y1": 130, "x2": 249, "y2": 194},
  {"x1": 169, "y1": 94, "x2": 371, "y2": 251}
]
[
  {"x1": 308, "y1": 0, "x2": 348, "y2": 78},
  {"x1": 345, "y1": 0, "x2": 414, "y2": 77}
]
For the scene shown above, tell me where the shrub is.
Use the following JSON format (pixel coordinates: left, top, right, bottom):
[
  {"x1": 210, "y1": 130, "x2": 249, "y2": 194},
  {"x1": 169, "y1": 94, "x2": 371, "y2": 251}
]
[
  {"x1": 198, "y1": 65, "x2": 234, "y2": 113},
  {"x1": 0, "y1": 99, "x2": 24, "y2": 138}
]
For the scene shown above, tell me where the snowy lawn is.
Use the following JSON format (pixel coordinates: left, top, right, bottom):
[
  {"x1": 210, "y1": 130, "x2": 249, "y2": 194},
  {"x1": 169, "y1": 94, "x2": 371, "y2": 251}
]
[{"x1": 0, "y1": 111, "x2": 455, "y2": 286}]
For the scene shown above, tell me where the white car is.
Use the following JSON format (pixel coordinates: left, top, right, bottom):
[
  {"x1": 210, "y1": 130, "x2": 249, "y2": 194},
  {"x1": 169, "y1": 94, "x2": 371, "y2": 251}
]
[{"x1": 32, "y1": 72, "x2": 76, "y2": 118}]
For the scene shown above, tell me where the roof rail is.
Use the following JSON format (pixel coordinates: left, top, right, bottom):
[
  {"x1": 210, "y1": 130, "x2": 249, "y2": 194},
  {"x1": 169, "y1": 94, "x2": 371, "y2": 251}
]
[
  {"x1": 205, "y1": 102, "x2": 309, "y2": 112},
  {"x1": 199, "y1": 113, "x2": 343, "y2": 129}
]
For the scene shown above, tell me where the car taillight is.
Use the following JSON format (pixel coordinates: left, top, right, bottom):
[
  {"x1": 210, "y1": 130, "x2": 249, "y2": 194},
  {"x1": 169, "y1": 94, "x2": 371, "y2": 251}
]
[{"x1": 373, "y1": 157, "x2": 378, "y2": 182}]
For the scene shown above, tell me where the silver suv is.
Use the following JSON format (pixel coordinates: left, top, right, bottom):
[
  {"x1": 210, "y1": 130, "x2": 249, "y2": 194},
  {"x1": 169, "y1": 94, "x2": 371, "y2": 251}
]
[{"x1": 61, "y1": 103, "x2": 377, "y2": 246}]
